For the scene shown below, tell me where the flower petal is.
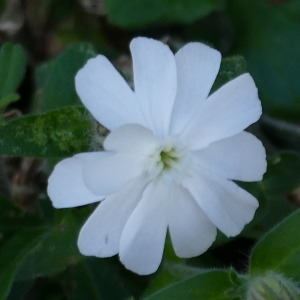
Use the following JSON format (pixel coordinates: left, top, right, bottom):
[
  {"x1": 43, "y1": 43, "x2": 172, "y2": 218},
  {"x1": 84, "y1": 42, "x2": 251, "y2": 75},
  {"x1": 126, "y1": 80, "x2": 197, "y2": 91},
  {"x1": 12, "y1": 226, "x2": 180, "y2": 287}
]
[
  {"x1": 170, "y1": 42, "x2": 221, "y2": 134},
  {"x1": 119, "y1": 181, "x2": 168, "y2": 275},
  {"x1": 181, "y1": 73, "x2": 262, "y2": 150},
  {"x1": 75, "y1": 55, "x2": 145, "y2": 130},
  {"x1": 194, "y1": 131, "x2": 267, "y2": 182},
  {"x1": 82, "y1": 151, "x2": 144, "y2": 196},
  {"x1": 78, "y1": 176, "x2": 148, "y2": 257},
  {"x1": 183, "y1": 173, "x2": 259, "y2": 237},
  {"x1": 104, "y1": 124, "x2": 159, "y2": 155},
  {"x1": 168, "y1": 184, "x2": 217, "y2": 258},
  {"x1": 47, "y1": 153, "x2": 101, "y2": 208},
  {"x1": 130, "y1": 37, "x2": 177, "y2": 137}
]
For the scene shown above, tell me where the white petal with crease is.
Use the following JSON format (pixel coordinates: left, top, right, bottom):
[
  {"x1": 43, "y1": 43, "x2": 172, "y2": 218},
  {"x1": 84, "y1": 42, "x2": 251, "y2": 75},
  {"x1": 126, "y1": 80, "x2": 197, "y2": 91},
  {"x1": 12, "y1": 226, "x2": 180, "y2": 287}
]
[
  {"x1": 104, "y1": 124, "x2": 159, "y2": 155},
  {"x1": 119, "y1": 181, "x2": 168, "y2": 275},
  {"x1": 75, "y1": 55, "x2": 145, "y2": 130},
  {"x1": 183, "y1": 173, "x2": 259, "y2": 237},
  {"x1": 168, "y1": 184, "x2": 217, "y2": 258},
  {"x1": 78, "y1": 176, "x2": 148, "y2": 257},
  {"x1": 182, "y1": 73, "x2": 262, "y2": 150},
  {"x1": 48, "y1": 153, "x2": 101, "y2": 208},
  {"x1": 194, "y1": 131, "x2": 267, "y2": 182},
  {"x1": 82, "y1": 152, "x2": 145, "y2": 196},
  {"x1": 130, "y1": 37, "x2": 177, "y2": 137},
  {"x1": 171, "y1": 42, "x2": 221, "y2": 134}
]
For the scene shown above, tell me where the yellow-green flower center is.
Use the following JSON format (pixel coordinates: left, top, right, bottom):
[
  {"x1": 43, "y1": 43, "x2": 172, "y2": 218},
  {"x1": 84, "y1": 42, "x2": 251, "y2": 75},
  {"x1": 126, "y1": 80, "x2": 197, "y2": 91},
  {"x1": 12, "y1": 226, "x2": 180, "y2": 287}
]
[{"x1": 160, "y1": 148, "x2": 179, "y2": 170}]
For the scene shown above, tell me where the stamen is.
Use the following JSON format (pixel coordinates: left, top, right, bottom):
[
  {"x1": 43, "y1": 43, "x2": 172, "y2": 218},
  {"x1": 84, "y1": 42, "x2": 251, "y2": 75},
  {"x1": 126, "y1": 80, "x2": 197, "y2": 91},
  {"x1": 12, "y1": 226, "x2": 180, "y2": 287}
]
[{"x1": 160, "y1": 147, "x2": 179, "y2": 170}]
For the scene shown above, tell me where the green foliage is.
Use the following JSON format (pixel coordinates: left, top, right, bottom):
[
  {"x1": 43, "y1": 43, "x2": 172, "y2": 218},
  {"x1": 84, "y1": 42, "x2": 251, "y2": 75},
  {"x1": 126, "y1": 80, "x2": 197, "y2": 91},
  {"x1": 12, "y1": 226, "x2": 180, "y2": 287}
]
[
  {"x1": 144, "y1": 264, "x2": 202, "y2": 297},
  {"x1": 35, "y1": 42, "x2": 97, "y2": 112},
  {"x1": 241, "y1": 152, "x2": 300, "y2": 239},
  {"x1": 250, "y1": 210, "x2": 300, "y2": 281},
  {"x1": 0, "y1": 196, "x2": 134, "y2": 299},
  {"x1": 0, "y1": 207, "x2": 90, "y2": 299},
  {"x1": 246, "y1": 272, "x2": 300, "y2": 300},
  {"x1": 212, "y1": 56, "x2": 247, "y2": 93},
  {"x1": 146, "y1": 211, "x2": 300, "y2": 299},
  {"x1": 0, "y1": 106, "x2": 94, "y2": 157},
  {"x1": 0, "y1": 196, "x2": 43, "y2": 246},
  {"x1": 104, "y1": 0, "x2": 224, "y2": 28},
  {"x1": 65, "y1": 258, "x2": 131, "y2": 300},
  {"x1": 0, "y1": 229, "x2": 45, "y2": 300},
  {"x1": 0, "y1": 43, "x2": 27, "y2": 111},
  {"x1": 15, "y1": 209, "x2": 89, "y2": 280},
  {"x1": 228, "y1": 0, "x2": 300, "y2": 121},
  {"x1": 262, "y1": 152, "x2": 300, "y2": 195},
  {"x1": 144, "y1": 270, "x2": 234, "y2": 300}
]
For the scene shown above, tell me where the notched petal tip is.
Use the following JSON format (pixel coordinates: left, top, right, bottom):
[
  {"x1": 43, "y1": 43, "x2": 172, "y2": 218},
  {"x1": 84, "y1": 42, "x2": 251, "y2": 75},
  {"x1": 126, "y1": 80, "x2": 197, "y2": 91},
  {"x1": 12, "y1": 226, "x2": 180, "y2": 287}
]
[
  {"x1": 119, "y1": 255, "x2": 161, "y2": 276},
  {"x1": 75, "y1": 53, "x2": 144, "y2": 130},
  {"x1": 75, "y1": 54, "x2": 106, "y2": 86},
  {"x1": 119, "y1": 182, "x2": 169, "y2": 275},
  {"x1": 184, "y1": 174, "x2": 260, "y2": 238},
  {"x1": 130, "y1": 36, "x2": 167, "y2": 50},
  {"x1": 168, "y1": 186, "x2": 218, "y2": 258},
  {"x1": 221, "y1": 190, "x2": 259, "y2": 238},
  {"x1": 235, "y1": 73, "x2": 262, "y2": 115},
  {"x1": 182, "y1": 72, "x2": 263, "y2": 150},
  {"x1": 170, "y1": 41, "x2": 222, "y2": 134},
  {"x1": 130, "y1": 36, "x2": 177, "y2": 137},
  {"x1": 254, "y1": 139, "x2": 268, "y2": 182},
  {"x1": 178, "y1": 41, "x2": 222, "y2": 61}
]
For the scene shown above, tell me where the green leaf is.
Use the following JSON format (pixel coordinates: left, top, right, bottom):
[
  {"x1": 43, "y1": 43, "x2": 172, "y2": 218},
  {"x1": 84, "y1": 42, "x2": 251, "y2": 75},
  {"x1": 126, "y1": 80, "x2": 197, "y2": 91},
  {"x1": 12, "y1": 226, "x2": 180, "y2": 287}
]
[
  {"x1": 0, "y1": 208, "x2": 90, "y2": 299},
  {"x1": 104, "y1": 0, "x2": 224, "y2": 28},
  {"x1": 64, "y1": 258, "x2": 131, "y2": 300},
  {"x1": 6, "y1": 279, "x2": 34, "y2": 300},
  {"x1": 262, "y1": 152, "x2": 300, "y2": 195},
  {"x1": 0, "y1": 229, "x2": 45, "y2": 300},
  {"x1": 240, "y1": 152, "x2": 300, "y2": 239},
  {"x1": 144, "y1": 270, "x2": 234, "y2": 300},
  {"x1": 145, "y1": 264, "x2": 202, "y2": 297},
  {"x1": 250, "y1": 210, "x2": 300, "y2": 281},
  {"x1": 242, "y1": 193, "x2": 295, "y2": 240},
  {"x1": 0, "y1": 43, "x2": 27, "y2": 109},
  {"x1": 16, "y1": 208, "x2": 90, "y2": 280},
  {"x1": 0, "y1": 93, "x2": 19, "y2": 111},
  {"x1": 0, "y1": 196, "x2": 43, "y2": 246},
  {"x1": 211, "y1": 56, "x2": 247, "y2": 93},
  {"x1": 35, "y1": 42, "x2": 97, "y2": 112},
  {"x1": 228, "y1": 0, "x2": 300, "y2": 121},
  {"x1": 0, "y1": 106, "x2": 94, "y2": 158}
]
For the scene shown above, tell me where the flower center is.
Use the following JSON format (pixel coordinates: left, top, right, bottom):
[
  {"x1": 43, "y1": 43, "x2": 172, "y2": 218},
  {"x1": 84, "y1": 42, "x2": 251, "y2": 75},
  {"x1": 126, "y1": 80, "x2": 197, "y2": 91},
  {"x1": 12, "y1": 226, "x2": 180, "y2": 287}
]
[
  {"x1": 159, "y1": 147, "x2": 179, "y2": 170},
  {"x1": 145, "y1": 137, "x2": 191, "y2": 182}
]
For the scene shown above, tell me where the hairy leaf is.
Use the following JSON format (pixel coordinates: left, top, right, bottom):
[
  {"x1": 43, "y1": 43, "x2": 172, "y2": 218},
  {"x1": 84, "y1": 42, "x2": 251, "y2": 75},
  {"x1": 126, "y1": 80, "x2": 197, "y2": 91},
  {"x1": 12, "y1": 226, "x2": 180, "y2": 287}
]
[
  {"x1": 144, "y1": 270, "x2": 233, "y2": 300},
  {"x1": 250, "y1": 210, "x2": 300, "y2": 281},
  {"x1": 0, "y1": 106, "x2": 94, "y2": 158}
]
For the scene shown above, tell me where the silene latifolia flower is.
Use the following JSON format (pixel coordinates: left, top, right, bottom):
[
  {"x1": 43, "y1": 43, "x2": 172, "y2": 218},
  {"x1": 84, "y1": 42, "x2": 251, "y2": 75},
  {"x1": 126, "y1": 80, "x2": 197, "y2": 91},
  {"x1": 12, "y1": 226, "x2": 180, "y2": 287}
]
[{"x1": 48, "y1": 37, "x2": 267, "y2": 275}]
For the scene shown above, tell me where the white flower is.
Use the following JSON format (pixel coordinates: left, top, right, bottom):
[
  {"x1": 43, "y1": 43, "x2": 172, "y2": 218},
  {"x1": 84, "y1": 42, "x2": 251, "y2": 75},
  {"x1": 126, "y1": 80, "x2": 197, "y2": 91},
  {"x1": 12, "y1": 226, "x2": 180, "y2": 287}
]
[{"x1": 47, "y1": 37, "x2": 267, "y2": 275}]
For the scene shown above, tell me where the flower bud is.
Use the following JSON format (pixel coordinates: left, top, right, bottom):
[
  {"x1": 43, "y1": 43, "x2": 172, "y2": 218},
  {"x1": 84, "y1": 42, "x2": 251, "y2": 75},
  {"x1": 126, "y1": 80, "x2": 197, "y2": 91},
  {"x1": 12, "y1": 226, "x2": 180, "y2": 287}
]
[{"x1": 247, "y1": 272, "x2": 300, "y2": 300}]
